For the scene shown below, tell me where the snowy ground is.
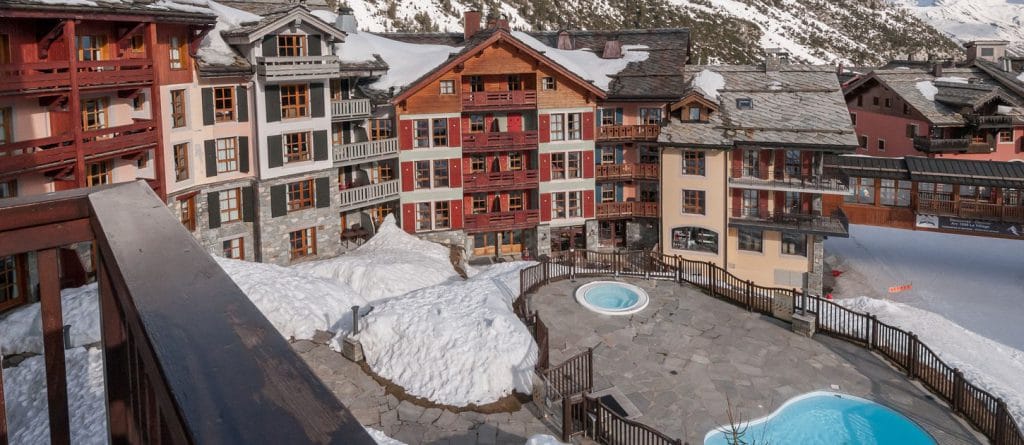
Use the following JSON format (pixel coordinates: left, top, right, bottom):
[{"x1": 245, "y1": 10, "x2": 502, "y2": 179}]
[{"x1": 0, "y1": 283, "x2": 100, "y2": 356}]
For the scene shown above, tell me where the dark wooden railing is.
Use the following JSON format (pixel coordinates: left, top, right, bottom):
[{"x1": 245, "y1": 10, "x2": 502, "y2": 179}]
[
  {"x1": 574, "y1": 396, "x2": 683, "y2": 445},
  {"x1": 0, "y1": 61, "x2": 72, "y2": 93},
  {"x1": 729, "y1": 208, "x2": 850, "y2": 237},
  {"x1": 729, "y1": 167, "x2": 849, "y2": 193},
  {"x1": 462, "y1": 169, "x2": 539, "y2": 192},
  {"x1": 0, "y1": 182, "x2": 375, "y2": 445},
  {"x1": 917, "y1": 195, "x2": 1024, "y2": 223},
  {"x1": 513, "y1": 250, "x2": 1024, "y2": 445},
  {"x1": 463, "y1": 209, "x2": 540, "y2": 232},
  {"x1": 595, "y1": 201, "x2": 659, "y2": 219},
  {"x1": 595, "y1": 163, "x2": 659, "y2": 181},
  {"x1": 913, "y1": 137, "x2": 974, "y2": 153},
  {"x1": 77, "y1": 59, "x2": 154, "y2": 88},
  {"x1": 597, "y1": 124, "x2": 660, "y2": 141},
  {"x1": 461, "y1": 131, "x2": 539, "y2": 152},
  {"x1": 461, "y1": 90, "x2": 537, "y2": 109}
]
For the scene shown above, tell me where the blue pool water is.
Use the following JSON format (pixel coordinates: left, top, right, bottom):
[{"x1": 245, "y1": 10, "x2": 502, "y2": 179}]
[
  {"x1": 704, "y1": 391, "x2": 936, "y2": 445},
  {"x1": 584, "y1": 285, "x2": 640, "y2": 310}
]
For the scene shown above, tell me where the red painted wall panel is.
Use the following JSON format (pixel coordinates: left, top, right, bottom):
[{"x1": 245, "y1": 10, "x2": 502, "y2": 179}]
[
  {"x1": 399, "y1": 120, "x2": 413, "y2": 150},
  {"x1": 582, "y1": 151, "x2": 594, "y2": 178},
  {"x1": 583, "y1": 190, "x2": 595, "y2": 217},
  {"x1": 539, "y1": 114, "x2": 550, "y2": 143},
  {"x1": 402, "y1": 203, "x2": 416, "y2": 232},
  {"x1": 450, "y1": 199, "x2": 463, "y2": 229},
  {"x1": 582, "y1": 111, "x2": 595, "y2": 140},
  {"x1": 400, "y1": 161, "x2": 414, "y2": 191},
  {"x1": 539, "y1": 153, "x2": 551, "y2": 181},
  {"x1": 449, "y1": 157, "x2": 462, "y2": 187},
  {"x1": 540, "y1": 192, "x2": 552, "y2": 221}
]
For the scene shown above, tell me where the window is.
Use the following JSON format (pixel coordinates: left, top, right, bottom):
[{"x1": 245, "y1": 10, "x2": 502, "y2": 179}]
[
  {"x1": 999, "y1": 131, "x2": 1013, "y2": 143},
  {"x1": 671, "y1": 227, "x2": 718, "y2": 253},
  {"x1": 508, "y1": 152, "x2": 523, "y2": 170},
  {"x1": 567, "y1": 191, "x2": 581, "y2": 217},
  {"x1": 738, "y1": 228, "x2": 763, "y2": 252},
  {"x1": 509, "y1": 191, "x2": 524, "y2": 211},
  {"x1": 415, "y1": 161, "x2": 431, "y2": 189},
  {"x1": 566, "y1": 152, "x2": 581, "y2": 178},
  {"x1": 872, "y1": 97, "x2": 879, "y2": 106},
  {"x1": 214, "y1": 87, "x2": 235, "y2": 122},
  {"x1": 567, "y1": 113, "x2": 582, "y2": 140},
  {"x1": 601, "y1": 184, "x2": 615, "y2": 202},
  {"x1": 169, "y1": 36, "x2": 186, "y2": 70},
  {"x1": 288, "y1": 179, "x2": 314, "y2": 211},
  {"x1": 858, "y1": 135, "x2": 868, "y2": 149},
  {"x1": 77, "y1": 35, "x2": 105, "y2": 61},
  {"x1": 0, "y1": 180, "x2": 16, "y2": 199},
  {"x1": 551, "y1": 153, "x2": 566, "y2": 179},
  {"x1": 782, "y1": 191, "x2": 801, "y2": 214},
  {"x1": 0, "y1": 255, "x2": 21, "y2": 307},
  {"x1": 785, "y1": 150, "x2": 801, "y2": 176},
  {"x1": 981, "y1": 47, "x2": 995, "y2": 57},
  {"x1": 507, "y1": 75, "x2": 522, "y2": 91},
  {"x1": 906, "y1": 124, "x2": 917, "y2": 138},
  {"x1": 173, "y1": 143, "x2": 189, "y2": 181},
  {"x1": 86, "y1": 160, "x2": 112, "y2": 187},
  {"x1": 640, "y1": 145, "x2": 658, "y2": 164},
  {"x1": 277, "y1": 35, "x2": 306, "y2": 57},
  {"x1": 640, "y1": 108, "x2": 662, "y2": 125},
  {"x1": 434, "y1": 201, "x2": 450, "y2": 229},
  {"x1": 223, "y1": 238, "x2": 244, "y2": 260},
  {"x1": 877, "y1": 139, "x2": 886, "y2": 151},
  {"x1": 469, "y1": 115, "x2": 485, "y2": 133},
  {"x1": 855, "y1": 177, "x2": 875, "y2": 204},
  {"x1": 884, "y1": 98, "x2": 892, "y2": 108},
  {"x1": 600, "y1": 147, "x2": 615, "y2": 164},
  {"x1": 219, "y1": 188, "x2": 241, "y2": 222},
  {"x1": 439, "y1": 80, "x2": 455, "y2": 95},
  {"x1": 551, "y1": 191, "x2": 582, "y2": 219},
  {"x1": 471, "y1": 194, "x2": 487, "y2": 214},
  {"x1": 688, "y1": 107, "x2": 701, "y2": 121},
  {"x1": 180, "y1": 195, "x2": 196, "y2": 231},
  {"x1": 130, "y1": 35, "x2": 144, "y2": 53},
  {"x1": 216, "y1": 137, "x2": 239, "y2": 173},
  {"x1": 599, "y1": 108, "x2": 620, "y2": 126},
  {"x1": 469, "y1": 76, "x2": 484, "y2": 92},
  {"x1": 959, "y1": 185, "x2": 992, "y2": 202},
  {"x1": 281, "y1": 84, "x2": 308, "y2": 119},
  {"x1": 550, "y1": 114, "x2": 565, "y2": 141},
  {"x1": 414, "y1": 119, "x2": 430, "y2": 148},
  {"x1": 433, "y1": 160, "x2": 449, "y2": 188},
  {"x1": 170, "y1": 90, "x2": 186, "y2": 128},
  {"x1": 681, "y1": 190, "x2": 705, "y2": 214},
  {"x1": 741, "y1": 149, "x2": 759, "y2": 177},
  {"x1": 432, "y1": 118, "x2": 448, "y2": 146},
  {"x1": 82, "y1": 98, "x2": 108, "y2": 131},
  {"x1": 284, "y1": 132, "x2": 310, "y2": 163},
  {"x1": 370, "y1": 119, "x2": 393, "y2": 140},
  {"x1": 781, "y1": 232, "x2": 806, "y2": 256},
  {"x1": 415, "y1": 202, "x2": 453, "y2": 231},
  {"x1": 470, "y1": 155, "x2": 486, "y2": 173},
  {"x1": 880, "y1": 179, "x2": 912, "y2": 207},
  {"x1": 850, "y1": 113, "x2": 857, "y2": 125},
  {"x1": 542, "y1": 77, "x2": 556, "y2": 90},
  {"x1": 741, "y1": 189, "x2": 759, "y2": 216},
  {"x1": 682, "y1": 151, "x2": 705, "y2": 175},
  {"x1": 416, "y1": 203, "x2": 432, "y2": 231},
  {"x1": 736, "y1": 98, "x2": 753, "y2": 109},
  {"x1": 132, "y1": 93, "x2": 146, "y2": 111},
  {"x1": 368, "y1": 161, "x2": 394, "y2": 183},
  {"x1": 289, "y1": 227, "x2": 317, "y2": 259},
  {"x1": 0, "y1": 107, "x2": 11, "y2": 145}
]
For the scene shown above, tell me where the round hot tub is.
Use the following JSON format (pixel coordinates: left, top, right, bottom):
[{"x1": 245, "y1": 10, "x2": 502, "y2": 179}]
[{"x1": 575, "y1": 281, "x2": 650, "y2": 315}]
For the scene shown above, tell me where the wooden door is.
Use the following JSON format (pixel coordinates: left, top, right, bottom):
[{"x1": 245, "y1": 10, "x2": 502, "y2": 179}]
[{"x1": 473, "y1": 232, "x2": 496, "y2": 256}]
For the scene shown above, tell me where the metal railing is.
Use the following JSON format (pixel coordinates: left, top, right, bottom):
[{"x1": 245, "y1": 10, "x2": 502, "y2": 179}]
[
  {"x1": 729, "y1": 208, "x2": 850, "y2": 237},
  {"x1": 728, "y1": 167, "x2": 850, "y2": 193},
  {"x1": 913, "y1": 137, "x2": 973, "y2": 153}
]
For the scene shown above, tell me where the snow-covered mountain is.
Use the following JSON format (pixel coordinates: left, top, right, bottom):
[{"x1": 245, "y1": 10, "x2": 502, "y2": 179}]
[
  {"x1": 887, "y1": 0, "x2": 1024, "y2": 54},
  {"x1": 335, "y1": 0, "x2": 960, "y2": 65}
]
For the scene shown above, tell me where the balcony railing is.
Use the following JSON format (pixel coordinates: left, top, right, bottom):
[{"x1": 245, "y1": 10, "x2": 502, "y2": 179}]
[
  {"x1": 77, "y1": 59, "x2": 154, "y2": 88},
  {"x1": 595, "y1": 163, "x2": 659, "y2": 181},
  {"x1": 729, "y1": 208, "x2": 850, "y2": 237},
  {"x1": 0, "y1": 61, "x2": 71, "y2": 93},
  {"x1": 968, "y1": 115, "x2": 1023, "y2": 128},
  {"x1": 913, "y1": 137, "x2": 976, "y2": 153},
  {"x1": 729, "y1": 167, "x2": 849, "y2": 194},
  {"x1": 257, "y1": 55, "x2": 342, "y2": 82},
  {"x1": 338, "y1": 179, "x2": 399, "y2": 211},
  {"x1": 333, "y1": 138, "x2": 398, "y2": 166},
  {"x1": 0, "y1": 121, "x2": 158, "y2": 176},
  {"x1": 462, "y1": 169, "x2": 539, "y2": 192},
  {"x1": 597, "y1": 124, "x2": 660, "y2": 141},
  {"x1": 463, "y1": 209, "x2": 540, "y2": 232},
  {"x1": 461, "y1": 131, "x2": 539, "y2": 152},
  {"x1": 331, "y1": 98, "x2": 372, "y2": 120},
  {"x1": 0, "y1": 182, "x2": 375, "y2": 444},
  {"x1": 0, "y1": 133, "x2": 76, "y2": 175},
  {"x1": 80, "y1": 121, "x2": 159, "y2": 157},
  {"x1": 917, "y1": 196, "x2": 1024, "y2": 223},
  {"x1": 596, "y1": 201, "x2": 659, "y2": 219},
  {"x1": 461, "y1": 90, "x2": 537, "y2": 109}
]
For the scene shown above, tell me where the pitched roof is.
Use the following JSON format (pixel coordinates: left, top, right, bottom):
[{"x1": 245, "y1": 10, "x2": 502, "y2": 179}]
[
  {"x1": 826, "y1": 155, "x2": 1024, "y2": 188},
  {"x1": 220, "y1": 3, "x2": 344, "y2": 42},
  {"x1": 0, "y1": 0, "x2": 216, "y2": 23}
]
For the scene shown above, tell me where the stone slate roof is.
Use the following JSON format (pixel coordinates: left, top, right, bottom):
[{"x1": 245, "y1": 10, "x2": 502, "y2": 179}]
[
  {"x1": 659, "y1": 65, "x2": 859, "y2": 150},
  {"x1": 220, "y1": 2, "x2": 331, "y2": 38},
  {"x1": 219, "y1": 0, "x2": 328, "y2": 17},
  {"x1": 0, "y1": 0, "x2": 216, "y2": 23},
  {"x1": 826, "y1": 155, "x2": 1024, "y2": 188}
]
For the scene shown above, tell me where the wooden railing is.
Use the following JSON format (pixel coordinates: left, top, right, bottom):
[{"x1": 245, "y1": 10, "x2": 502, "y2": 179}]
[
  {"x1": 331, "y1": 98, "x2": 372, "y2": 119},
  {"x1": 597, "y1": 124, "x2": 660, "y2": 141},
  {"x1": 333, "y1": 137, "x2": 398, "y2": 165},
  {"x1": 80, "y1": 121, "x2": 159, "y2": 157},
  {"x1": 513, "y1": 251, "x2": 1024, "y2": 445},
  {"x1": 0, "y1": 61, "x2": 71, "y2": 92},
  {"x1": 0, "y1": 133, "x2": 76, "y2": 175},
  {"x1": 595, "y1": 201, "x2": 659, "y2": 219},
  {"x1": 571, "y1": 395, "x2": 683, "y2": 445},
  {"x1": 461, "y1": 131, "x2": 539, "y2": 151},
  {"x1": 338, "y1": 179, "x2": 400, "y2": 211},
  {"x1": 461, "y1": 90, "x2": 537, "y2": 109},
  {"x1": 0, "y1": 182, "x2": 375, "y2": 444},
  {"x1": 462, "y1": 169, "x2": 539, "y2": 191},
  {"x1": 77, "y1": 59, "x2": 154, "y2": 88},
  {"x1": 969, "y1": 115, "x2": 1022, "y2": 127},
  {"x1": 257, "y1": 55, "x2": 342, "y2": 82},
  {"x1": 917, "y1": 195, "x2": 1024, "y2": 223},
  {"x1": 913, "y1": 137, "x2": 973, "y2": 153},
  {"x1": 595, "y1": 163, "x2": 659, "y2": 181},
  {"x1": 463, "y1": 209, "x2": 540, "y2": 232},
  {"x1": 0, "y1": 121, "x2": 158, "y2": 176}
]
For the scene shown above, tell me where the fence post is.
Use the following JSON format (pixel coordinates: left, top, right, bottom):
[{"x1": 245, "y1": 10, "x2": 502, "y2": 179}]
[
  {"x1": 869, "y1": 314, "x2": 878, "y2": 351},
  {"x1": 745, "y1": 280, "x2": 753, "y2": 311},
  {"x1": 543, "y1": 260, "x2": 549, "y2": 284},
  {"x1": 675, "y1": 255, "x2": 682, "y2": 284},
  {"x1": 562, "y1": 396, "x2": 572, "y2": 443},
  {"x1": 995, "y1": 398, "x2": 1008, "y2": 444},
  {"x1": 907, "y1": 332, "x2": 918, "y2": 378},
  {"x1": 614, "y1": 250, "x2": 620, "y2": 277},
  {"x1": 586, "y1": 347, "x2": 594, "y2": 390},
  {"x1": 952, "y1": 368, "x2": 964, "y2": 414},
  {"x1": 707, "y1": 262, "x2": 716, "y2": 296},
  {"x1": 570, "y1": 250, "x2": 576, "y2": 282}
]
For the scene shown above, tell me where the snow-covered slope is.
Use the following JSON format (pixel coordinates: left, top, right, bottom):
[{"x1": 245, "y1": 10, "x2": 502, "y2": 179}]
[{"x1": 888, "y1": 0, "x2": 1024, "y2": 53}]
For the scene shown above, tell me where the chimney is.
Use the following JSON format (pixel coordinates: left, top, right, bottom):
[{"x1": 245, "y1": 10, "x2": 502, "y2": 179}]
[
  {"x1": 464, "y1": 10, "x2": 481, "y2": 40},
  {"x1": 763, "y1": 47, "x2": 789, "y2": 72},
  {"x1": 557, "y1": 30, "x2": 573, "y2": 50},
  {"x1": 932, "y1": 62, "x2": 943, "y2": 78},
  {"x1": 602, "y1": 39, "x2": 623, "y2": 59},
  {"x1": 336, "y1": 5, "x2": 358, "y2": 33},
  {"x1": 496, "y1": 18, "x2": 509, "y2": 32},
  {"x1": 1003, "y1": 57, "x2": 1013, "y2": 73}
]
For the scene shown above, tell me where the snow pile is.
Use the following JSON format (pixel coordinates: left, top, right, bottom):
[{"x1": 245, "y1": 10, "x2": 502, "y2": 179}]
[
  {"x1": 344, "y1": 262, "x2": 538, "y2": 407},
  {"x1": 147, "y1": 0, "x2": 260, "y2": 66},
  {"x1": 839, "y1": 296, "x2": 1024, "y2": 429},
  {"x1": 692, "y1": 69, "x2": 725, "y2": 101},
  {"x1": 525, "y1": 435, "x2": 569, "y2": 445},
  {"x1": 216, "y1": 257, "x2": 367, "y2": 340},
  {"x1": 334, "y1": 29, "x2": 462, "y2": 90},
  {"x1": 2, "y1": 348, "x2": 107, "y2": 444},
  {"x1": 915, "y1": 80, "x2": 939, "y2": 100},
  {"x1": 0, "y1": 283, "x2": 100, "y2": 356},
  {"x1": 293, "y1": 215, "x2": 459, "y2": 303},
  {"x1": 511, "y1": 31, "x2": 648, "y2": 91},
  {"x1": 366, "y1": 428, "x2": 407, "y2": 445}
]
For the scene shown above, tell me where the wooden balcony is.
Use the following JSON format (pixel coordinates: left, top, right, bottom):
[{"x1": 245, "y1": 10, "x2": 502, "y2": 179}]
[
  {"x1": 0, "y1": 182, "x2": 375, "y2": 444},
  {"x1": 332, "y1": 98, "x2": 372, "y2": 120},
  {"x1": 461, "y1": 131, "x2": 539, "y2": 153},
  {"x1": 77, "y1": 60, "x2": 154, "y2": 89},
  {"x1": 595, "y1": 163, "x2": 659, "y2": 181},
  {"x1": 968, "y1": 114, "x2": 1023, "y2": 128},
  {"x1": 917, "y1": 196, "x2": 1024, "y2": 223},
  {"x1": 462, "y1": 169, "x2": 539, "y2": 192},
  {"x1": 333, "y1": 137, "x2": 398, "y2": 166},
  {"x1": 912, "y1": 137, "x2": 993, "y2": 154},
  {"x1": 463, "y1": 209, "x2": 540, "y2": 232},
  {"x1": 257, "y1": 55, "x2": 342, "y2": 82},
  {"x1": 0, "y1": 61, "x2": 71, "y2": 94},
  {"x1": 0, "y1": 121, "x2": 157, "y2": 176},
  {"x1": 80, "y1": 121, "x2": 159, "y2": 158},
  {"x1": 729, "y1": 167, "x2": 850, "y2": 195},
  {"x1": 338, "y1": 179, "x2": 399, "y2": 212},
  {"x1": 0, "y1": 133, "x2": 76, "y2": 175},
  {"x1": 596, "y1": 124, "x2": 660, "y2": 141},
  {"x1": 461, "y1": 90, "x2": 537, "y2": 110},
  {"x1": 729, "y1": 208, "x2": 850, "y2": 237},
  {"x1": 596, "y1": 201, "x2": 659, "y2": 219}
]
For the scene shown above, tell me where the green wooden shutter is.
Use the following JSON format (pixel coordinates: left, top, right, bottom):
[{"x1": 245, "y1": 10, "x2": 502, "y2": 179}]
[
  {"x1": 267, "y1": 135, "x2": 283, "y2": 168},
  {"x1": 236, "y1": 86, "x2": 248, "y2": 122},
  {"x1": 315, "y1": 176, "x2": 330, "y2": 208},
  {"x1": 201, "y1": 88, "x2": 215, "y2": 126},
  {"x1": 313, "y1": 129, "x2": 329, "y2": 161},
  {"x1": 242, "y1": 186, "x2": 254, "y2": 222},
  {"x1": 238, "y1": 136, "x2": 249, "y2": 173},
  {"x1": 261, "y1": 34, "x2": 277, "y2": 57},
  {"x1": 310, "y1": 82, "x2": 325, "y2": 118},
  {"x1": 204, "y1": 140, "x2": 218, "y2": 177},
  {"x1": 270, "y1": 185, "x2": 287, "y2": 217},
  {"x1": 307, "y1": 35, "x2": 322, "y2": 56},
  {"x1": 265, "y1": 85, "x2": 281, "y2": 123},
  {"x1": 207, "y1": 191, "x2": 221, "y2": 229}
]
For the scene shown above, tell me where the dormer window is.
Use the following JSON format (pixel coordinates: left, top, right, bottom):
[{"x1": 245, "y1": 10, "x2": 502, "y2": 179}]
[
  {"x1": 981, "y1": 47, "x2": 994, "y2": 57},
  {"x1": 736, "y1": 98, "x2": 753, "y2": 110},
  {"x1": 277, "y1": 35, "x2": 306, "y2": 57},
  {"x1": 688, "y1": 106, "x2": 701, "y2": 121}
]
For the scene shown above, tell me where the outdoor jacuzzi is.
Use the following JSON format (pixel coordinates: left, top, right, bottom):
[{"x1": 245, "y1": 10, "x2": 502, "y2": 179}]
[{"x1": 575, "y1": 281, "x2": 650, "y2": 315}]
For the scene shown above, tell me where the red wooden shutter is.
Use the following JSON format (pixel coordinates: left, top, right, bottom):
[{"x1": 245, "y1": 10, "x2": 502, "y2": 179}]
[
  {"x1": 449, "y1": 157, "x2": 463, "y2": 187},
  {"x1": 759, "y1": 150, "x2": 771, "y2": 179},
  {"x1": 774, "y1": 149, "x2": 785, "y2": 177},
  {"x1": 731, "y1": 189, "x2": 742, "y2": 217},
  {"x1": 539, "y1": 114, "x2": 550, "y2": 143},
  {"x1": 774, "y1": 191, "x2": 785, "y2": 213},
  {"x1": 801, "y1": 193, "x2": 812, "y2": 213},
  {"x1": 582, "y1": 111, "x2": 595, "y2": 140},
  {"x1": 399, "y1": 120, "x2": 413, "y2": 150},
  {"x1": 450, "y1": 199, "x2": 463, "y2": 229},
  {"x1": 402, "y1": 203, "x2": 416, "y2": 232},
  {"x1": 461, "y1": 116, "x2": 471, "y2": 134},
  {"x1": 583, "y1": 190, "x2": 595, "y2": 217},
  {"x1": 400, "y1": 161, "x2": 415, "y2": 191},
  {"x1": 801, "y1": 151, "x2": 813, "y2": 176},
  {"x1": 540, "y1": 193, "x2": 552, "y2": 221},
  {"x1": 539, "y1": 153, "x2": 551, "y2": 181},
  {"x1": 731, "y1": 149, "x2": 743, "y2": 177},
  {"x1": 448, "y1": 118, "x2": 461, "y2": 147},
  {"x1": 758, "y1": 191, "x2": 769, "y2": 216},
  {"x1": 582, "y1": 151, "x2": 595, "y2": 178}
]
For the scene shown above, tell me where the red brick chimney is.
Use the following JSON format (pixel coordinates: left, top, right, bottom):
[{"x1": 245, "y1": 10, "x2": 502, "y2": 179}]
[{"x1": 464, "y1": 10, "x2": 481, "y2": 40}]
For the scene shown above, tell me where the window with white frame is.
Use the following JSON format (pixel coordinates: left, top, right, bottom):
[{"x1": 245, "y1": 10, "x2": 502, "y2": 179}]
[
  {"x1": 415, "y1": 201, "x2": 450, "y2": 231},
  {"x1": 551, "y1": 191, "x2": 582, "y2": 219},
  {"x1": 567, "y1": 113, "x2": 582, "y2": 140},
  {"x1": 413, "y1": 118, "x2": 448, "y2": 148},
  {"x1": 550, "y1": 114, "x2": 565, "y2": 141},
  {"x1": 639, "y1": 108, "x2": 662, "y2": 125},
  {"x1": 439, "y1": 80, "x2": 455, "y2": 95},
  {"x1": 413, "y1": 160, "x2": 449, "y2": 189}
]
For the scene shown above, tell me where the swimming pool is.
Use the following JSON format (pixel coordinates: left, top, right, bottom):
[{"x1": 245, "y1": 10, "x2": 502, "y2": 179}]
[
  {"x1": 575, "y1": 281, "x2": 650, "y2": 315},
  {"x1": 704, "y1": 391, "x2": 936, "y2": 445}
]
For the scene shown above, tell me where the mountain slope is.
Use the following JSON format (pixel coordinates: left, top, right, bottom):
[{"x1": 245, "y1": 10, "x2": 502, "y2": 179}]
[
  {"x1": 887, "y1": 0, "x2": 1024, "y2": 54},
  {"x1": 336, "y1": 0, "x2": 960, "y2": 65}
]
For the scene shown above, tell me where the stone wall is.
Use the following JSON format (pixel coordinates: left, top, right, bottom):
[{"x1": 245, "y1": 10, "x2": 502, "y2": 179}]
[
  {"x1": 807, "y1": 235, "x2": 825, "y2": 296},
  {"x1": 168, "y1": 178, "x2": 258, "y2": 262},
  {"x1": 256, "y1": 170, "x2": 342, "y2": 265}
]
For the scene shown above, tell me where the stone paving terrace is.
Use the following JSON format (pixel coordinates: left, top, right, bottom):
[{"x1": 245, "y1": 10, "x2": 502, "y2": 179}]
[{"x1": 533, "y1": 277, "x2": 984, "y2": 445}]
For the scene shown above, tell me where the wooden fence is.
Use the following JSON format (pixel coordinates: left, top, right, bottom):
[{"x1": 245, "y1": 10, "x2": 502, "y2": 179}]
[
  {"x1": 564, "y1": 395, "x2": 683, "y2": 445},
  {"x1": 514, "y1": 250, "x2": 1024, "y2": 445}
]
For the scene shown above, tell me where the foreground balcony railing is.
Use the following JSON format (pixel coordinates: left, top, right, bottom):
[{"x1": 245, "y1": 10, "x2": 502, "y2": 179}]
[
  {"x1": 461, "y1": 131, "x2": 539, "y2": 152},
  {"x1": 338, "y1": 179, "x2": 399, "y2": 211},
  {"x1": 463, "y1": 209, "x2": 540, "y2": 232},
  {"x1": 0, "y1": 61, "x2": 71, "y2": 93},
  {"x1": 257, "y1": 55, "x2": 342, "y2": 82},
  {"x1": 596, "y1": 201, "x2": 659, "y2": 219},
  {"x1": 462, "y1": 169, "x2": 539, "y2": 192},
  {"x1": 461, "y1": 90, "x2": 537, "y2": 109},
  {"x1": 331, "y1": 98, "x2": 372, "y2": 120},
  {"x1": 917, "y1": 196, "x2": 1024, "y2": 223},
  {"x1": 597, "y1": 124, "x2": 660, "y2": 141},
  {"x1": 333, "y1": 138, "x2": 398, "y2": 166},
  {"x1": 595, "y1": 163, "x2": 659, "y2": 181},
  {"x1": 0, "y1": 182, "x2": 374, "y2": 444},
  {"x1": 729, "y1": 167, "x2": 849, "y2": 195},
  {"x1": 729, "y1": 208, "x2": 850, "y2": 237}
]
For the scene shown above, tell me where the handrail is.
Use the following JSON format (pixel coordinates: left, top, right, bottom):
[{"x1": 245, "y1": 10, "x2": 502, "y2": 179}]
[{"x1": 597, "y1": 124, "x2": 661, "y2": 141}]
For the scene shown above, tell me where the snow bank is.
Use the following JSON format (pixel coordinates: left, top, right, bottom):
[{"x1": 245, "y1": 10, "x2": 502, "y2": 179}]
[
  {"x1": 0, "y1": 283, "x2": 100, "y2": 356},
  {"x1": 216, "y1": 257, "x2": 366, "y2": 340},
  {"x1": 345, "y1": 262, "x2": 538, "y2": 407},
  {"x1": 293, "y1": 215, "x2": 459, "y2": 303},
  {"x1": 838, "y1": 296, "x2": 1024, "y2": 430},
  {"x1": 692, "y1": 69, "x2": 725, "y2": 101},
  {"x1": 525, "y1": 435, "x2": 569, "y2": 445},
  {"x1": 511, "y1": 31, "x2": 648, "y2": 91},
  {"x1": 366, "y1": 428, "x2": 407, "y2": 445},
  {"x1": 2, "y1": 348, "x2": 107, "y2": 444},
  {"x1": 335, "y1": 31, "x2": 462, "y2": 90}
]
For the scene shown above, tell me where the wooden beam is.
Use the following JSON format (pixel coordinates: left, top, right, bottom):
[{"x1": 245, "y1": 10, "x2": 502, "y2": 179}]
[
  {"x1": 116, "y1": 22, "x2": 147, "y2": 57},
  {"x1": 0, "y1": 218, "x2": 93, "y2": 257},
  {"x1": 38, "y1": 248, "x2": 71, "y2": 445},
  {"x1": 38, "y1": 20, "x2": 66, "y2": 59},
  {"x1": 117, "y1": 88, "x2": 142, "y2": 99}
]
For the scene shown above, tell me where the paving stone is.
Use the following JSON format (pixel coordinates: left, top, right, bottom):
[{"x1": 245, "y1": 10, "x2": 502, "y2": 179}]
[
  {"x1": 476, "y1": 423, "x2": 498, "y2": 445},
  {"x1": 291, "y1": 339, "x2": 317, "y2": 353},
  {"x1": 419, "y1": 407, "x2": 444, "y2": 424},
  {"x1": 434, "y1": 409, "x2": 461, "y2": 428}
]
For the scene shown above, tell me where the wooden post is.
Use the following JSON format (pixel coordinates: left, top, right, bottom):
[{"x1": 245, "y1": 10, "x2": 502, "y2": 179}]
[
  {"x1": 0, "y1": 346, "x2": 6, "y2": 445},
  {"x1": 675, "y1": 255, "x2": 682, "y2": 284},
  {"x1": 562, "y1": 396, "x2": 572, "y2": 443},
  {"x1": 869, "y1": 314, "x2": 878, "y2": 351},
  {"x1": 614, "y1": 250, "x2": 620, "y2": 277},
  {"x1": 707, "y1": 261, "x2": 716, "y2": 296},
  {"x1": 586, "y1": 347, "x2": 594, "y2": 390},
  {"x1": 952, "y1": 368, "x2": 964, "y2": 414},
  {"x1": 39, "y1": 249, "x2": 71, "y2": 445},
  {"x1": 543, "y1": 259, "x2": 549, "y2": 284},
  {"x1": 995, "y1": 398, "x2": 1008, "y2": 444},
  {"x1": 745, "y1": 280, "x2": 753, "y2": 311},
  {"x1": 907, "y1": 332, "x2": 918, "y2": 378}
]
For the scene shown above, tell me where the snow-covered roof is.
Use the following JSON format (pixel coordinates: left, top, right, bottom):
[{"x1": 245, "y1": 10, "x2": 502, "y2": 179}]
[
  {"x1": 510, "y1": 31, "x2": 648, "y2": 91},
  {"x1": 194, "y1": 0, "x2": 260, "y2": 71},
  {"x1": 333, "y1": 27, "x2": 462, "y2": 92},
  {"x1": 1, "y1": 0, "x2": 216, "y2": 21}
]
